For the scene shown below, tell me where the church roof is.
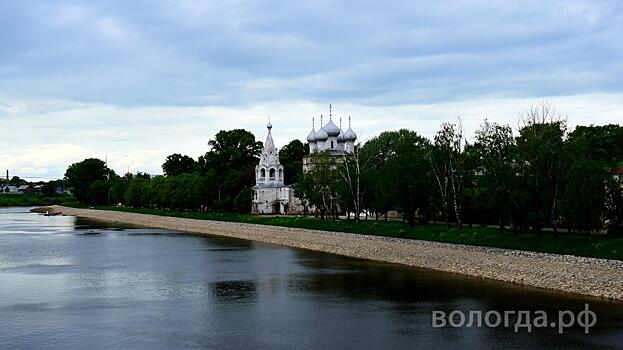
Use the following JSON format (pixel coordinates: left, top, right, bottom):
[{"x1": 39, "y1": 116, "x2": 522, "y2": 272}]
[
  {"x1": 307, "y1": 128, "x2": 316, "y2": 142},
  {"x1": 259, "y1": 120, "x2": 281, "y2": 167},
  {"x1": 315, "y1": 126, "x2": 329, "y2": 141},
  {"x1": 337, "y1": 128, "x2": 345, "y2": 143},
  {"x1": 344, "y1": 126, "x2": 357, "y2": 142},
  {"x1": 323, "y1": 117, "x2": 340, "y2": 137},
  {"x1": 264, "y1": 123, "x2": 275, "y2": 150}
]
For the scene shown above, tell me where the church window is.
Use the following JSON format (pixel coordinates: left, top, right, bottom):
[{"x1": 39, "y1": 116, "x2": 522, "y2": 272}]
[
  {"x1": 279, "y1": 169, "x2": 283, "y2": 179},
  {"x1": 331, "y1": 141, "x2": 334, "y2": 148},
  {"x1": 261, "y1": 169, "x2": 266, "y2": 178},
  {"x1": 269, "y1": 168, "x2": 275, "y2": 178}
]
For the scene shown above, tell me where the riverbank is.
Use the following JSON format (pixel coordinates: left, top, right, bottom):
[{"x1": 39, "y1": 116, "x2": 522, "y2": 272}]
[
  {"x1": 45, "y1": 205, "x2": 623, "y2": 301},
  {"x1": 59, "y1": 204, "x2": 623, "y2": 261}
]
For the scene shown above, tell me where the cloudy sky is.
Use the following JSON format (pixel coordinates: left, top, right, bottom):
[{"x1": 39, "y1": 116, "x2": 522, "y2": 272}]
[{"x1": 1, "y1": 0, "x2": 622, "y2": 179}]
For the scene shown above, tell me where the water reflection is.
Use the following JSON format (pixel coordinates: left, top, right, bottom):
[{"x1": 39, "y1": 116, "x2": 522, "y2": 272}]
[
  {"x1": 210, "y1": 280, "x2": 258, "y2": 302},
  {"x1": 0, "y1": 207, "x2": 621, "y2": 350}
]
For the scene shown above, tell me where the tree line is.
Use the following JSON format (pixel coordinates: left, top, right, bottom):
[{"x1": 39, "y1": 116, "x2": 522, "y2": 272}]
[
  {"x1": 65, "y1": 104, "x2": 623, "y2": 235},
  {"x1": 296, "y1": 104, "x2": 623, "y2": 235},
  {"x1": 65, "y1": 129, "x2": 307, "y2": 213}
]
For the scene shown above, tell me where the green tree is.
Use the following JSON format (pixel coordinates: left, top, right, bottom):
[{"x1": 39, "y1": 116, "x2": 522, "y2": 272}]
[
  {"x1": 234, "y1": 188, "x2": 253, "y2": 213},
  {"x1": 125, "y1": 177, "x2": 146, "y2": 208},
  {"x1": 279, "y1": 139, "x2": 309, "y2": 185},
  {"x1": 362, "y1": 129, "x2": 431, "y2": 227},
  {"x1": 429, "y1": 119, "x2": 466, "y2": 227},
  {"x1": 199, "y1": 129, "x2": 262, "y2": 211},
  {"x1": 40, "y1": 182, "x2": 57, "y2": 196},
  {"x1": 87, "y1": 180, "x2": 109, "y2": 206},
  {"x1": 65, "y1": 158, "x2": 113, "y2": 203},
  {"x1": 199, "y1": 129, "x2": 262, "y2": 175},
  {"x1": 473, "y1": 120, "x2": 518, "y2": 231},
  {"x1": 561, "y1": 159, "x2": 608, "y2": 233},
  {"x1": 108, "y1": 176, "x2": 129, "y2": 205},
  {"x1": 295, "y1": 151, "x2": 339, "y2": 219},
  {"x1": 460, "y1": 143, "x2": 481, "y2": 227},
  {"x1": 516, "y1": 104, "x2": 567, "y2": 234},
  {"x1": 162, "y1": 154, "x2": 199, "y2": 176},
  {"x1": 360, "y1": 131, "x2": 401, "y2": 221},
  {"x1": 9, "y1": 176, "x2": 27, "y2": 186},
  {"x1": 386, "y1": 130, "x2": 432, "y2": 227},
  {"x1": 336, "y1": 144, "x2": 373, "y2": 220},
  {"x1": 564, "y1": 124, "x2": 623, "y2": 233},
  {"x1": 567, "y1": 124, "x2": 623, "y2": 166}
]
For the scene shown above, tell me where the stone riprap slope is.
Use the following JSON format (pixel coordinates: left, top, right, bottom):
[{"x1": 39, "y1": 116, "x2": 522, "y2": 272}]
[{"x1": 49, "y1": 206, "x2": 623, "y2": 301}]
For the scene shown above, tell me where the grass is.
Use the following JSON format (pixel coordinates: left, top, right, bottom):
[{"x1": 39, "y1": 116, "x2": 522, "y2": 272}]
[
  {"x1": 61, "y1": 203, "x2": 623, "y2": 261},
  {"x1": 0, "y1": 194, "x2": 75, "y2": 207}
]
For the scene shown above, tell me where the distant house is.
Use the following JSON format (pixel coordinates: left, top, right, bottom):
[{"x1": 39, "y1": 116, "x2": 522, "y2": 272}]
[
  {"x1": 17, "y1": 185, "x2": 30, "y2": 193},
  {"x1": 2, "y1": 185, "x2": 18, "y2": 193}
]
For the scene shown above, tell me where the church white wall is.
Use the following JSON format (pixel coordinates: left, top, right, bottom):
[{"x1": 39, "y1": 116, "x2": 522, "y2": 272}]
[
  {"x1": 327, "y1": 136, "x2": 338, "y2": 151},
  {"x1": 345, "y1": 141, "x2": 354, "y2": 153},
  {"x1": 252, "y1": 186, "x2": 293, "y2": 214}
]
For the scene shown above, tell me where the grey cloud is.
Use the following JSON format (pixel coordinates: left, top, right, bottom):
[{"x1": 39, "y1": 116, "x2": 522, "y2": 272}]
[{"x1": 2, "y1": 0, "x2": 622, "y2": 106}]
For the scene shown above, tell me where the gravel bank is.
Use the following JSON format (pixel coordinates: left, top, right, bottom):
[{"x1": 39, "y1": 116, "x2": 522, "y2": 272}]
[{"x1": 49, "y1": 206, "x2": 623, "y2": 301}]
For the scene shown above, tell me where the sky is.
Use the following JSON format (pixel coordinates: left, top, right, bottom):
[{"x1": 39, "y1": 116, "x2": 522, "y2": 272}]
[{"x1": 1, "y1": 0, "x2": 622, "y2": 180}]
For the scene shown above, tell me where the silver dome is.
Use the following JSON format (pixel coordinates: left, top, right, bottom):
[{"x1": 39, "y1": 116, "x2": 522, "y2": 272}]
[
  {"x1": 337, "y1": 129, "x2": 345, "y2": 143},
  {"x1": 323, "y1": 117, "x2": 341, "y2": 137},
  {"x1": 306, "y1": 128, "x2": 316, "y2": 142},
  {"x1": 344, "y1": 127, "x2": 357, "y2": 142},
  {"x1": 315, "y1": 127, "x2": 329, "y2": 141}
]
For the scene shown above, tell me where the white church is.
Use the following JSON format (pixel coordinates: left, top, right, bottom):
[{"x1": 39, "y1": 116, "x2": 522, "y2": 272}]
[{"x1": 251, "y1": 106, "x2": 357, "y2": 215}]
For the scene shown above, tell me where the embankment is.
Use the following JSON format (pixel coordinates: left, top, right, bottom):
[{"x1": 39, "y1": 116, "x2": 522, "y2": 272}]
[{"x1": 47, "y1": 205, "x2": 623, "y2": 301}]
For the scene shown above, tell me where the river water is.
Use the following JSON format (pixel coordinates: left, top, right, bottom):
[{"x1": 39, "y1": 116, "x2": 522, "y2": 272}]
[{"x1": 0, "y1": 207, "x2": 622, "y2": 349}]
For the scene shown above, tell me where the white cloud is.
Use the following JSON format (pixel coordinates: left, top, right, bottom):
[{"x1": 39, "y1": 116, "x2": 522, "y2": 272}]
[
  {"x1": 1, "y1": 93, "x2": 622, "y2": 179},
  {"x1": 0, "y1": 144, "x2": 91, "y2": 181}
]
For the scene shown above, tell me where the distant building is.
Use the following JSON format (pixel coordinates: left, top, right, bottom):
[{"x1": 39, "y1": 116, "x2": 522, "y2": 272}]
[
  {"x1": 2, "y1": 185, "x2": 18, "y2": 194},
  {"x1": 251, "y1": 106, "x2": 359, "y2": 215},
  {"x1": 17, "y1": 185, "x2": 31, "y2": 193},
  {"x1": 303, "y1": 105, "x2": 357, "y2": 171},
  {"x1": 251, "y1": 121, "x2": 300, "y2": 215}
]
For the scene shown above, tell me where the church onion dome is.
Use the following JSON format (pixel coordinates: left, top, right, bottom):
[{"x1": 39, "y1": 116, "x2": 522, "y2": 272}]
[
  {"x1": 344, "y1": 127, "x2": 357, "y2": 142},
  {"x1": 306, "y1": 128, "x2": 317, "y2": 142},
  {"x1": 323, "y1": 118, "x2": 341, "y2": 137},
  {"x1": 315, "y1": 127, "x2": 329, "y2": 141},
  {"x1": 337, "y1": 129, "x2": 345, "y2": 143}
]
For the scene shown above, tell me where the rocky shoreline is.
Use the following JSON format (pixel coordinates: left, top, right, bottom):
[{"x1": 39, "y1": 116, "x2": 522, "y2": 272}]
[{"x1": 45, "y1": 205, "x2": 623, "y2": 301}]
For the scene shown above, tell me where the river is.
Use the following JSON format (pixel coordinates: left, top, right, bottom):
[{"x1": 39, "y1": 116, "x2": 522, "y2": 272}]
[{"x1": 0, "y1": 207, "x2": 622, "y2": 349}]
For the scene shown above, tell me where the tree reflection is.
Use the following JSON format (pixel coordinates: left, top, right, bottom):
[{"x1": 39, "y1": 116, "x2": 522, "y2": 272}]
[{"x1": 209, "y1": 280, "x2": 257, "y2": 302}]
